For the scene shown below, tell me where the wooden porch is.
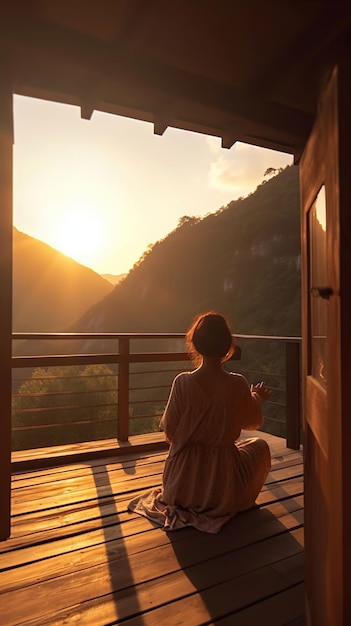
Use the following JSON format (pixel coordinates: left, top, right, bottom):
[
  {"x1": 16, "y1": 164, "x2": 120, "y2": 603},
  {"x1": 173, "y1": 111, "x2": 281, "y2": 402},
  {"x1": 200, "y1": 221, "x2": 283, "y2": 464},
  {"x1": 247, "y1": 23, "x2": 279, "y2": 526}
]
[{"x1": 0, "y1": 431, "x2": 304, "y2": 625}]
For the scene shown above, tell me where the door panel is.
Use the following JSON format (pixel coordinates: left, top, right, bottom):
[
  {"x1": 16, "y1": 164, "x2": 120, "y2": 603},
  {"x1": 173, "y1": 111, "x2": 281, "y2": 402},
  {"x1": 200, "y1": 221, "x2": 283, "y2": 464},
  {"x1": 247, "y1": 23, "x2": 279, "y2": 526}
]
[{"x1": 300, "y1": 64, "x2": 351, "y2": 626}]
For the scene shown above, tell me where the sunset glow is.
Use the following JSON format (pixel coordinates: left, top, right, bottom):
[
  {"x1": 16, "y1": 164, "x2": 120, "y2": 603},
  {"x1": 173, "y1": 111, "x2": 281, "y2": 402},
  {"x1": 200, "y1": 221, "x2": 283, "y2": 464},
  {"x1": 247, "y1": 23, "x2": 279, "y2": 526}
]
[
  {"x1": 53, "y1": 207, "x2": 104, "y2": 267},
  {"x1": 13, "y1": 95, "x2": 293, "y2": 276}
]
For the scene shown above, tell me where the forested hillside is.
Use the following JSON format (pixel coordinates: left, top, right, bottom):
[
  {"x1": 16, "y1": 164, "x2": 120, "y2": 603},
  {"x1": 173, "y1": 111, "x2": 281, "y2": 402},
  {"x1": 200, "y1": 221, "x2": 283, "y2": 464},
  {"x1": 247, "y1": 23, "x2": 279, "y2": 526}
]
[
  {"x1": 13, "y1": 228, "x2": 113, "y2": 332},
  {"x1": 73, "y1": 165, "x2": 301, "y2": 337}
]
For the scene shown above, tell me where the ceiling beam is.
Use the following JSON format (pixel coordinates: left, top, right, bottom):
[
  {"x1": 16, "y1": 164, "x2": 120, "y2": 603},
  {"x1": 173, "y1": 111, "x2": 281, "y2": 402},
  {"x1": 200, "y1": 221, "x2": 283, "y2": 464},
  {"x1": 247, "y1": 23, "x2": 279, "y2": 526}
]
[
  {"x1": 3, "y1": 13, "x2": 314, "y2": 144},
  {"x1": 80, "y1": 100, "x2": 95, "y2": 120},
  {"x1": 153, "y1": 117, "x2": 168, "y2": 136},
  {"x1": 221, "y1": 136, "x2": 237, "y2": 150}
]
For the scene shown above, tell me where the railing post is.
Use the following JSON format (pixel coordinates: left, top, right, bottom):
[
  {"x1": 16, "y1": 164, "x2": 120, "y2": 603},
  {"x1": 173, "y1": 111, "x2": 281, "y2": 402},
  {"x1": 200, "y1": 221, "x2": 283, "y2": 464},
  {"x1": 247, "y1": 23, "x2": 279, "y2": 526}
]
[
  {"x1": 285, "y1": 341, "x2": 301, "y2": 449},
  {"x1": 117, "y1": 337, "x2": 130, "y2": 442}
]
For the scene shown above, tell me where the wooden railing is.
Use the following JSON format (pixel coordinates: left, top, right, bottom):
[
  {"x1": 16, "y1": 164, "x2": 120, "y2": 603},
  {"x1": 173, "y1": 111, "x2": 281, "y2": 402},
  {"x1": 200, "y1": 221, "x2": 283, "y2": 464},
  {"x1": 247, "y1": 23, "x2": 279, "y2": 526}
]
[{"x1": 12, "y1": 333, "x2": 301, "y2": 454}]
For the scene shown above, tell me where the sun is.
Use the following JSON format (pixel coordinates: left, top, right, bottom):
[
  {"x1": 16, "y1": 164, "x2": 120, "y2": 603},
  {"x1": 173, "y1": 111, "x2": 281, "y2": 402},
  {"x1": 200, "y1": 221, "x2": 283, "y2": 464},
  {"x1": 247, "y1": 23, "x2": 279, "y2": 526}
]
[{"x1": 53, "y1": 208, "x2": 104, "y2": 268}]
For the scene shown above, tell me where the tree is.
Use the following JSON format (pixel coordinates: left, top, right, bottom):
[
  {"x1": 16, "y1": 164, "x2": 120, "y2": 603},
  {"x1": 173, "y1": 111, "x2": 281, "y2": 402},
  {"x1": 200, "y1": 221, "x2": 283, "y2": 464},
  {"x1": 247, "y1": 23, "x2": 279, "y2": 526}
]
[
  {"x1": 263, "y1": 166, "x2": 284, "y2": 179},
  {"x1": 177, "y1": 215, "x2": 200, "y2": 228},
  {"x1": 12, "y1": 364, "x2": 117, "y2": 449}
]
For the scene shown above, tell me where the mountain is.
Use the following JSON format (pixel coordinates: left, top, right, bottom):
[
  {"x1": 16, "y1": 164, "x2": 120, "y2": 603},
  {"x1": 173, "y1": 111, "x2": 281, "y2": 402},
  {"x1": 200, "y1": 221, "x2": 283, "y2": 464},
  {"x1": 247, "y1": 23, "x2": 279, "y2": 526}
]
[
  {"x1": 102, "y1": 273, "x2": 128, "y2": 285},
  {"x1": 70, "y1": 165, "x2": 301, "y2": 339},
  {"x1": 13, "y1": 228, "x2": 114, "y2": 332}
]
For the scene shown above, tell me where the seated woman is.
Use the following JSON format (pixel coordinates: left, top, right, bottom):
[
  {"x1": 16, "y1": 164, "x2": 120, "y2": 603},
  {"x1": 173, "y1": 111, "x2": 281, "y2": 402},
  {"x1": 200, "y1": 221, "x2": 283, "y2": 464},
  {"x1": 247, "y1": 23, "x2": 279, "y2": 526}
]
[{"x1": 128, "y1": 311, "x2": 271, "y2": 533}]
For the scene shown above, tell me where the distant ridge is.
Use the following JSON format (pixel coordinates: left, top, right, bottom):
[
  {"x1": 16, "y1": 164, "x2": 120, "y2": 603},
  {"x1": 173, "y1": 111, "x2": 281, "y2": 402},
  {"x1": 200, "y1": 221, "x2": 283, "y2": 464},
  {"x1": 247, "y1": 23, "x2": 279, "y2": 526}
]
[
  {"x1": 102, "y1": 273, "x2": 128, "y2": 285},
  {"x1": 13, "y1": 228, "x2": 114, "y2": 332}
]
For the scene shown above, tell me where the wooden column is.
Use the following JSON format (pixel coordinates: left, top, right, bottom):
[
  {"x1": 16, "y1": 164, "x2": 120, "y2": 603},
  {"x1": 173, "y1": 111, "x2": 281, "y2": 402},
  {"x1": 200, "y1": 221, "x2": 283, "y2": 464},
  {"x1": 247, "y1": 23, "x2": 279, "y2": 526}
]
[{"x1": 0, "y1": 71, "x2": 13, "y2": 540}]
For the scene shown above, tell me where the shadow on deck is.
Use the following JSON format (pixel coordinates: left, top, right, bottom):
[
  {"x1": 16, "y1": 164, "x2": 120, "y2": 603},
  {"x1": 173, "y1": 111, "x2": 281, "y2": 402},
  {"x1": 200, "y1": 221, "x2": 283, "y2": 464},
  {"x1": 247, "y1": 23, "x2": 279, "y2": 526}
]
[{"x1": 0, "y1": 431, "x2": 304, "y2": 625}]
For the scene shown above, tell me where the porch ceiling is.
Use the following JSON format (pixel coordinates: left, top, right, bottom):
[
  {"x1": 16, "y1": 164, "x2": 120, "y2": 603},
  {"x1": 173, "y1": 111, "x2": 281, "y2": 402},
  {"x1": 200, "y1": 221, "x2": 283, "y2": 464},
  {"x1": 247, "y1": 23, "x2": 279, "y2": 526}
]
[{"x1": 2, "y1": 1, "x2": 351, "y2": 159}]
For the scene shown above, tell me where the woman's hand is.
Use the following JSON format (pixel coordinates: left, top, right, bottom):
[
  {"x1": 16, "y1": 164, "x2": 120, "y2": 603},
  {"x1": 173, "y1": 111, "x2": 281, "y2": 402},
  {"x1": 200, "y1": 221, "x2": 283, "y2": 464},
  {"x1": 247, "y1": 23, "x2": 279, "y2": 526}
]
[{"x1": 250, "y1": 381, "x2": 272, "y2": 403}]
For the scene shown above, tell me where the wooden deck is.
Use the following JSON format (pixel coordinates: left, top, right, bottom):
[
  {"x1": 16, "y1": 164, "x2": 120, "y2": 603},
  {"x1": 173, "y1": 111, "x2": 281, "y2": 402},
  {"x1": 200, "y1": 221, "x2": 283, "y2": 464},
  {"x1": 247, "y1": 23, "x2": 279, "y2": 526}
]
[{"x1": 0, "y1": 432, "x2": 304, "y2": 625}]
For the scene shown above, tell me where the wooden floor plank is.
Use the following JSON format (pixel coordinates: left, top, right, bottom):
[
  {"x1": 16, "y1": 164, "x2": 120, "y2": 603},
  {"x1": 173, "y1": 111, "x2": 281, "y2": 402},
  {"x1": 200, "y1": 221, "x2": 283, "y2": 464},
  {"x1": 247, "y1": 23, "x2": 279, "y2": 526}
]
[
  {"x1": 0, "y1": 433, "x2": 304, "y2": 626},
  {"x1": 1, "y1": 528, "x2": 304, "y2": 625},
  {"x1": 9, "y1": 465, "x2": 303, "y2": 528},
  {"x1": 95, "y1": 563, "x2": 300, "y2": 626},
  {"x1": 11, "y1": 451, "x2": 168, "y2": 487},
  {"x1": 10, "y1": 439, "x2": 298, "y2": 488},
  {"x1": 7, "y1": 474, "x2": 303, "y2": 537},
  {"x1": 9, "y1": 473, "x2": 303, "y2": 531},
  {"x1": 44, "y1": 557, "x2": 304, "y2": 626},
  {"x1": 0, "y1": 476, "x2": 303, "y2": 553},
  {"x1": 10, "y1": 444, "x2": 300, "y2": 502},
  {"x1": 10, "y1": 460, "x2": 165, "y2": 505},
  {"x1": 10, "y1": 431, "x2": 296, "y2": 486},
  {"x1": 0, "y1": 498, "x2": 303, "y2": 575},
  {"x1": 2, "y1": 464, "x2": 303, "y2": 544},
  {"x1": 9, "y1": 450, "x2": 302, "y2": 516},
  {"x1": 2, "y1": 449, "x2": 303, "y2": 551},
  {"x1": 9, "y1": 473, "x2": 161, "y2": 517},
  {"x1": 212, "y1": 583, "x2": 305, "y2": 625},
  {"x1": 11, "y1": 431, "x2": 169, "y2": 467}
]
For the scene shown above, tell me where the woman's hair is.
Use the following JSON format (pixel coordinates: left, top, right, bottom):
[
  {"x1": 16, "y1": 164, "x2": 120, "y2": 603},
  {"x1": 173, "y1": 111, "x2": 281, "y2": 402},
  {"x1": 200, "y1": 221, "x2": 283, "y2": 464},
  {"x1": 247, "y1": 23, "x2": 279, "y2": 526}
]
[{"x1": 186, "y1": 311, "x2": 235, "y2": 366}]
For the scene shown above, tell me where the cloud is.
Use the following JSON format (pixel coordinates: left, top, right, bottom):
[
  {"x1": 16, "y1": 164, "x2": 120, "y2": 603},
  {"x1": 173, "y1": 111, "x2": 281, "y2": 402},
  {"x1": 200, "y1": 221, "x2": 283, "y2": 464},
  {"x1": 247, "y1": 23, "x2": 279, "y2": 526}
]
[
  {"x1": 208, "y1": 143, "x2": 293, "y2": 198},
  {"x1": 209, "y1": 156, "x2": 244, "y2": 190}
]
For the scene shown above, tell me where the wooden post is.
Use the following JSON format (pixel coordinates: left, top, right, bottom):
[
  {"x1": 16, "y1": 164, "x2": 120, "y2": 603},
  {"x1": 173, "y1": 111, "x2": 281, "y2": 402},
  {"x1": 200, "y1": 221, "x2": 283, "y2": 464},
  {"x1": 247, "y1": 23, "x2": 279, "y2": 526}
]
[
  {"x1": 117, "y1": 337, "x2": 130, "y2": 442},
  {"x1": 0, "y1": 69, "x2": 13, "y2": 540},
  {"x1": 285, "y1": 341, "x2": 301, "y2": 450}
]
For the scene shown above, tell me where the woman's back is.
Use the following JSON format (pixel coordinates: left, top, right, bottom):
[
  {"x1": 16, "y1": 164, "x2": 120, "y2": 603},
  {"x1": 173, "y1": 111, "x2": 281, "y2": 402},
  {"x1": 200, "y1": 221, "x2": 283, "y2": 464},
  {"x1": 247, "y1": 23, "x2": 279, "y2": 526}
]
[
  {"x1": 162, "y1": 370, "x2": 263, "y2": 450},
  {"x1": 128, "y1": 311, "x2": 271, "y2": 533}
]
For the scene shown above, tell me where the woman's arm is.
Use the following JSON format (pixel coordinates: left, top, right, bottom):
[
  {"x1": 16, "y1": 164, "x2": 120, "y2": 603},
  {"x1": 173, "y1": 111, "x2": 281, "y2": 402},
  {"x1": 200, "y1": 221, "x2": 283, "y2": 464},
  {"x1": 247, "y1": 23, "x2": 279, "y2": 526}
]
[{"x1": 237, "y1": 376, "x2": 271, "y2": 430}]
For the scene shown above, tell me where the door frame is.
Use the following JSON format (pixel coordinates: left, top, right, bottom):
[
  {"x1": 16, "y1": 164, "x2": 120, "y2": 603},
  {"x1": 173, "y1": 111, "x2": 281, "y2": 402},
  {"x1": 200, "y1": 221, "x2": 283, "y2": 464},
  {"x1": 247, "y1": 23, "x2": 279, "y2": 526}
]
[{"x1": 300, "y1": 63, "x2": 351, "y2": 626}]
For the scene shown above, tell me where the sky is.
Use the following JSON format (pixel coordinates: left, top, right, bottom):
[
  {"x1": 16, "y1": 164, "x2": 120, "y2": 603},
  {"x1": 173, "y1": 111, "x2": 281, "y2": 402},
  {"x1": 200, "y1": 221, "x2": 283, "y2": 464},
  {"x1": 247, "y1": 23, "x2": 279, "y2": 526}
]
[{"x1": 13, "y1": 95, "x2": 293, "y2": 276}]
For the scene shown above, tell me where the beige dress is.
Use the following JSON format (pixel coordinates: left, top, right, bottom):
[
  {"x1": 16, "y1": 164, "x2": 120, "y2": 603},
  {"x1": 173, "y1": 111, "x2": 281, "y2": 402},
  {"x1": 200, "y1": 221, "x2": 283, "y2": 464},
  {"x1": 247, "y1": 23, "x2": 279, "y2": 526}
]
[{"x1": 128, "y1": 371, "x2": 271, "y2": 533}]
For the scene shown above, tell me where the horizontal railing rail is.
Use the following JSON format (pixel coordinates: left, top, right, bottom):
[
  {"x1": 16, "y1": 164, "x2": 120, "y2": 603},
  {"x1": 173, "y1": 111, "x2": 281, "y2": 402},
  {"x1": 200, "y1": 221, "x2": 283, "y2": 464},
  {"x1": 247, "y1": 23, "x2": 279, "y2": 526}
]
[{"x1": 11, "y1": 333, "x2": 301, "y2": 455}]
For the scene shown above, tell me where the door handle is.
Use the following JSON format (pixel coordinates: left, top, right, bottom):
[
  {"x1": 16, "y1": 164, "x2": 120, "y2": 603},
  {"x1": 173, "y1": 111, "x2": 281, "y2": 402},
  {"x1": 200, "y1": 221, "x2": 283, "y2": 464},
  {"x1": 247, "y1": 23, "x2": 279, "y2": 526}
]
[{"x1": 310, "y1": 286, "x2": 334, "y2": 300}]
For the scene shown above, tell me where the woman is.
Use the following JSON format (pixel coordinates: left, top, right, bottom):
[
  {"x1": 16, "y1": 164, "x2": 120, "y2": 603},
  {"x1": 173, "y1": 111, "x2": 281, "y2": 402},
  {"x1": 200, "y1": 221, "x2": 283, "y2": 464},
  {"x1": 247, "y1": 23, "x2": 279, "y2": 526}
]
[{"x1": 128, "y1": 311, "x2": 271, "y2": 533}]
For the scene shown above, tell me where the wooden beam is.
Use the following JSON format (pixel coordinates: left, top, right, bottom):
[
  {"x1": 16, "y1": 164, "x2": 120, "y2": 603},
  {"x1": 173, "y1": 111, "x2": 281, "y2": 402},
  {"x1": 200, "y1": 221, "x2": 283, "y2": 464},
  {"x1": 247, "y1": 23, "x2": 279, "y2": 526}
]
[
  {"x1": 0, "y1": 63, "x2": 13, "y2": 541},
  {"x1": 80, "y1": 78, "x2": 105, "y2": 121},
  {"x1": 221, "y1": 136, "x2": 237, "y2": 150},
  {"x1": 220, "y1": 121, "x2": 296, "y2": 155},
  {"x1": 153, "y1": 116, "x2": 168, "y2": 136},
  {"x1": 2, "y1": 14, "x2": 314, "y2": 145},
  {"x1": 80, "y1": 101, "x2": 95, "y2": 120}
]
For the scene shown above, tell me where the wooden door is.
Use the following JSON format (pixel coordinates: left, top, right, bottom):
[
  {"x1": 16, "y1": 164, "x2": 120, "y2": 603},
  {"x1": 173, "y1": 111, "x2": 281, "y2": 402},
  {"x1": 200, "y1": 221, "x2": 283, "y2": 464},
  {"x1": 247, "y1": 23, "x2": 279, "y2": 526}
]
[{"x1": 300, "y1": 64, "x2": 351, "y2": 626}]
